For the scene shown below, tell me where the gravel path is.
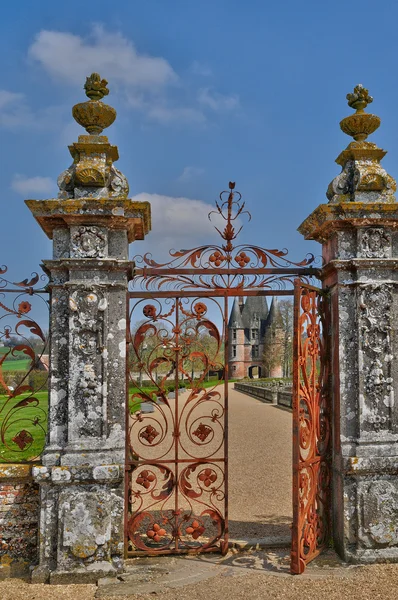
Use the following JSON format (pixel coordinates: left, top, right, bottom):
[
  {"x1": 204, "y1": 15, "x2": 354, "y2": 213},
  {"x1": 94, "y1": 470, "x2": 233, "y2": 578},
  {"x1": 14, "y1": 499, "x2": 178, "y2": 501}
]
[
  {"x1": 228, "y1": 386, "x2": 292, "y2": 540},
  {"x1": 2, "y1": 562, "x2": 398, "y2": 600}
]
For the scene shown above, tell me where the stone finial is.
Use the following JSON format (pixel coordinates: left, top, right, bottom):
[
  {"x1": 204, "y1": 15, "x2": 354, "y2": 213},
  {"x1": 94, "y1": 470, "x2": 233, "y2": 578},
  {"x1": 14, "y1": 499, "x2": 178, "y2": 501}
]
[
  {"x1": 57, "y1": 74, "x2": 129, "y2": 200},
  {"x1": 346, "y1": 84, "x2": 373, "y2": 111},
  {"x1": 326, "y1": 85, "x2": 396, "y2": 204},
  {"x1": 72, "y1": 72, "x2": 116, "y2": 135},
  {"x1": 84, "y1": 73, "x2": 110, "y2": 100},
  {"x1": 340, "y1": 84, "x2": 380, "y2": 142}
]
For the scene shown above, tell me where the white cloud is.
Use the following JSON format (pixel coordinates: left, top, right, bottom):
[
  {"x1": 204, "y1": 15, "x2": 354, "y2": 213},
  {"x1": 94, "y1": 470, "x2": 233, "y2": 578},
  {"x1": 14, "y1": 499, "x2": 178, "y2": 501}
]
[
  {"x1": 0, "y1": 90, "x2": 24, "y2": 111},
  {"x1": 0, "y1": 90, "x2": 32, "y2": 129},
  {"x1": 177, "y1": 166, "x2": 205, "y2": 182},
  {"x1": 130, "y1": 192, "x2": 226, "y2": 260},
  {"x1": 29, "y1": 25, "x2": 177, "y2": 90},
  {"x1": 198, "y1": 87, "x2": 240, "y2": 111},
  {"x1": 0, "y1": 89, "x2": 65, "y2": 131},
  {"x1": 11, "y1": 174, "x2": 55, "y2": 196}
]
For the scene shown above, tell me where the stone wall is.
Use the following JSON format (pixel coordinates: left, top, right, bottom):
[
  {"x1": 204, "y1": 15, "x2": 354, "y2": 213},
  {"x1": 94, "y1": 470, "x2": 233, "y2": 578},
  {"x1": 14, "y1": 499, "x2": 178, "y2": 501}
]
[
  {"x1": 0, "y1": 464, "x2": 39, "y2": 577},
  {"x1": 234, "y1": 382, "x2": 292, "y2": 408}
]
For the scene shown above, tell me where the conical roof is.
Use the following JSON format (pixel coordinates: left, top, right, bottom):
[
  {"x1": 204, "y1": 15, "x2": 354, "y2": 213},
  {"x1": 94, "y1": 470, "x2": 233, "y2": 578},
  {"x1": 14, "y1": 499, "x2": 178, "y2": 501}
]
[
  {"x1": 265, "y1": 297, "x2": 283, "y2": 329},
  {"x1": 228, "y1": 297, "x2": 244, "y2": 328},
  {"x1": 241, "y1": 296, "x2": 269, "y2": 328}
]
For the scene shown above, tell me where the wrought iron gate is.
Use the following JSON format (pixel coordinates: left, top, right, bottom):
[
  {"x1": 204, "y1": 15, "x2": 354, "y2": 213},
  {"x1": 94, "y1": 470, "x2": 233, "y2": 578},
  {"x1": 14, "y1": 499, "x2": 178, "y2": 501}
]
[
  {"x1": 125, "y1": 295, "x2": 229, "y2": 555},
  {"x1": 291, "y1": 281, "x2": 331, "y2": 574},
  {"x1": 124, "y1": 183, "x2": 330, "y2": 571}
]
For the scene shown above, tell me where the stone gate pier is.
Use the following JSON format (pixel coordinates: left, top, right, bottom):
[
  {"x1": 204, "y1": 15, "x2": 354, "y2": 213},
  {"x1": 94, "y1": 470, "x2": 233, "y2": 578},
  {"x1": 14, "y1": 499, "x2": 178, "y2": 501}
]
[
  {"x1": 26, "y1": 74, "x2": 150, "y2": 582},
  {"x1": 300, "y1": 85, "x2": 398, "y2": 563}
]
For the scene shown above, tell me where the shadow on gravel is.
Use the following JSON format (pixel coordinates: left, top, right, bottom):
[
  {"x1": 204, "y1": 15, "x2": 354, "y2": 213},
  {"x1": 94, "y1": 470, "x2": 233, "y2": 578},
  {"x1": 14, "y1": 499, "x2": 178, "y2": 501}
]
[{"x1": 229, "y1": 515, "x2": 292, "y2": 540}]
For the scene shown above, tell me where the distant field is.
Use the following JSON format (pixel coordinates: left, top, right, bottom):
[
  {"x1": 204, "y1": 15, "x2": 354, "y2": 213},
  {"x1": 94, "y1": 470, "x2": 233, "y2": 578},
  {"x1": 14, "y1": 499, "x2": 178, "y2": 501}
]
[
  {"x1": 2, "y1": 359, "x2": 32, "y2": 371},
  {"x1": 0, "y1": 346, "x2": 33, "y2": 371}
]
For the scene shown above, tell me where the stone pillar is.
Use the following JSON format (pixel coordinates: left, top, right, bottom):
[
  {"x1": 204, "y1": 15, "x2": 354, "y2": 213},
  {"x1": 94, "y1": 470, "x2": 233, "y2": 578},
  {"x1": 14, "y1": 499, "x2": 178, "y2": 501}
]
[
  {"x1": 26, "y1": 74, "x2": 150, "y2": 582},
  {"x1": 299, "y1": 85, "x2": 398, "y2": 563}
]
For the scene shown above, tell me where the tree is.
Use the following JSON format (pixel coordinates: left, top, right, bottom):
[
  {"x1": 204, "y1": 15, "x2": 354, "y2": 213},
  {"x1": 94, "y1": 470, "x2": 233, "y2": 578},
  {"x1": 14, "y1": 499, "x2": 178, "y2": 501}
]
[{"x1": 279, "y1": 299, "x2": 293, "y2": 378}]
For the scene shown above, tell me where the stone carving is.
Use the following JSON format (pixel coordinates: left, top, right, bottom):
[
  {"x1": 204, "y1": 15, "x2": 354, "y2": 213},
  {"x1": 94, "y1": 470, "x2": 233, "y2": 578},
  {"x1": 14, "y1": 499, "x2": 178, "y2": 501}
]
[
  {"x1": 57, "y1": 159, "x2": 129, "y2": 200},
  {"x1": 359, "y1": 228, "x2": 391, "y2": 258},
  {"x1": 71, "y1": 226, "x2": 107, "y2": 258},
  {"x1": 69, "y1": 289, "x2": 108, "y2": 438},
  {"x1": 72, "y1": 72, "x2": 116, "y2": 135},
  {"x1": 359, "y1": 284, "x2": 393, "y2": 431},
  {"x1": 360, "y1": 480, "x2": 398, "y2": 547},
  {"x1": 342, "y1": 84, "x2": 379, "y2": 142},
  {"x1": 62, "y1": 490, "x2": 112, "y2": 559},
  {"x1": 110, "y1": 165, "x2": 129, "y2": 197}
]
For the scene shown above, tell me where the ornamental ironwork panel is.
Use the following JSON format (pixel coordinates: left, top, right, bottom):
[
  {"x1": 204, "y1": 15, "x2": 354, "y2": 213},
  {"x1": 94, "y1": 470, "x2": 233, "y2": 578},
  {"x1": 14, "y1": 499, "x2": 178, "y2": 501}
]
[
  {"x1": 291, "y1": 281, "x2": 331, "y2": 574},
  {"x1": 0, "y1": 267, "x2": 49, "y2": 463},
  {"x1": 125, "y1": 296, "x2": 229, "y2": 555},
  {"x1": 130, "y1": 182, "x2": 319, "y2": 296}
]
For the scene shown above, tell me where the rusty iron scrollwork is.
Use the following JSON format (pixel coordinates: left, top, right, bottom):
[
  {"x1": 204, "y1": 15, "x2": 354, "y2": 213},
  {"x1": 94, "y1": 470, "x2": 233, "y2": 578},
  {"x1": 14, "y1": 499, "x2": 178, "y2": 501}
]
[
  {"x1": 0, "y1": 267, "x2": 49, "y2": 463},
  {"x1": 126, "y1": 296, "x2": 228, "y2": 555},
  {"x1": 291, "y1": 281, "x2": 331, "y2": 574},
  {"x1": 131, "y1": 182, "x2": 320, "y2": 295}
]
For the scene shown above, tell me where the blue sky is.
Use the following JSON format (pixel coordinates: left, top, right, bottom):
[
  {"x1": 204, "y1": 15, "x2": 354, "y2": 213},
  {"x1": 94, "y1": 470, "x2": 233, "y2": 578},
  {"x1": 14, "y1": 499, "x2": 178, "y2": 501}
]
[{"x1": 1, "y1": 0, "x2": 398, "y2": 279}]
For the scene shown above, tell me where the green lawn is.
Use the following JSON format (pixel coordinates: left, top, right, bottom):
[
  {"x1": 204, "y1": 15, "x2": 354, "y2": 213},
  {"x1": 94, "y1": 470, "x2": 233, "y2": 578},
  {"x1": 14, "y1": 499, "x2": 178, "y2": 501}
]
[
  {"x1": 0, "y1": 390, "x2": 48, "y2": 463},
  {"x1": 2, "y1": 359, "x2": 32, "y2": 371}
]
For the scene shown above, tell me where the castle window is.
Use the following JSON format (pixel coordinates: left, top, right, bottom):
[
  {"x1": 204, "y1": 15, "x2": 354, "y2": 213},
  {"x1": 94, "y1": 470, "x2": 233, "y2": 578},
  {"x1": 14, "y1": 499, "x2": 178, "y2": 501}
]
[
  {"x1": 233, "y1": 329, "x2": 237, "y2": 340},
  {"x1": 252, "y1": 345, "x2": 259, "y2": 358},
  {"x1": 232, "y1": 345, "x2": 236, "y2": 357},
  {"x1": 251, "y1": 329, "x2": 258, "y2": 340},
  {"x1": 232, "y1": 365, "x2": 236, "y2": 371}
]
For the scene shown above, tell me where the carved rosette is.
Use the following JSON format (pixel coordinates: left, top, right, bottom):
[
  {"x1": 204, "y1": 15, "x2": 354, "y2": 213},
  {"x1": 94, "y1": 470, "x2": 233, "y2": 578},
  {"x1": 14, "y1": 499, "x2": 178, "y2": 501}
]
[
  {"x1": 358, "y1": 284, "x2": 393, "y2": 432},
  {"x1": 71, "y1": 225, "x2": 108, "y2": 258},
  {"x1": 359, "y1": 227, "x2": 391, "y2": 259}
]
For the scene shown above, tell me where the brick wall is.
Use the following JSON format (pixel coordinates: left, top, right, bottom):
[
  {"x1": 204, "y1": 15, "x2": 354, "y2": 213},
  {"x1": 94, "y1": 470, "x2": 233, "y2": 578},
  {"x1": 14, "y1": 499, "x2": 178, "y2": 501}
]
[{"x1": 0, "y1": 465, "x2": 39, "y2": 577}]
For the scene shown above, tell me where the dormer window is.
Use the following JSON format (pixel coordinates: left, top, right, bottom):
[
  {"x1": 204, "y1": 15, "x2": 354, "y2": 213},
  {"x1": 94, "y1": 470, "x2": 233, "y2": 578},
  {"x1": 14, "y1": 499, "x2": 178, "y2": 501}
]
[{"x1": 251, "y1": 329, "x2": 258, "y2": 340}]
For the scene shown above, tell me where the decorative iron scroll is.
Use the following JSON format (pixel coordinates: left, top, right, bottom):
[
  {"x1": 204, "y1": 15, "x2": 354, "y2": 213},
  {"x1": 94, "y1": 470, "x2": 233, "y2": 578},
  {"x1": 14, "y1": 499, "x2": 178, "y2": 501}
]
[
  {"x1": 126, "y1": 296, "x2": 228, "y2": 555},
  {"x1": 291, "y1": 282, "x2": 330, "y2": 574},
  {"x1": 131, "y1": 183, "x2": 319, "y2": 293},
  {"x1": 0, "y1": 266, "x2": 49, "y2": 463}
]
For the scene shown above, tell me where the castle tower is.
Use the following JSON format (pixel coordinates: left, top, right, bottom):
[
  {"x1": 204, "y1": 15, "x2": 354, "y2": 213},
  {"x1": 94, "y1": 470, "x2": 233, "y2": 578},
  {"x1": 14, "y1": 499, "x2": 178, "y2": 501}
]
[
  {"x1": 228, "y1": 297, "x2": 245, "y2": 378},
  {"x1": 263, "y1": 297, "x2": 284, "y2": 378},
  {"x1": 228, "y1": 295, "x2": 268, "y2": 379}
]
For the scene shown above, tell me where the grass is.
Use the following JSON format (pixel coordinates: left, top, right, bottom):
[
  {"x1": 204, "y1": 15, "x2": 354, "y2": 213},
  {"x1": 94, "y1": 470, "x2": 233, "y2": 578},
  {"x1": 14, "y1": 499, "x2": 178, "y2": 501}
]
[
  {"x1": 2, "y1": 359, "x2": 32, "y2": 371},
  {"x1": 0, "y1": 390, "x2": 48, "y2": 463},
  {"x1": 0, "y1": 346, "x2": 33, "y2": 371}
]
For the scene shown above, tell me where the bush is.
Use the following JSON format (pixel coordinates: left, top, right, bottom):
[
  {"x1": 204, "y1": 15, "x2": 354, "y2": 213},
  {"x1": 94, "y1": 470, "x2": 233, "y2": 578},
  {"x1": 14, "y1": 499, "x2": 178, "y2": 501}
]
[
  {"x1": 28, "y1": 370, "x2": 49, "y2": 392},
  {"x1": 1, "y1": 370, "x2": 49, "y2": 393},
  {"x1": 2, "y1": 370, "x2": 28, "y2": 389}
]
